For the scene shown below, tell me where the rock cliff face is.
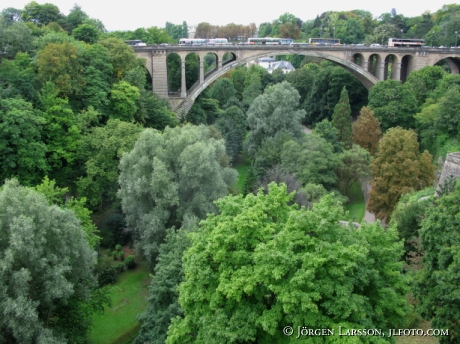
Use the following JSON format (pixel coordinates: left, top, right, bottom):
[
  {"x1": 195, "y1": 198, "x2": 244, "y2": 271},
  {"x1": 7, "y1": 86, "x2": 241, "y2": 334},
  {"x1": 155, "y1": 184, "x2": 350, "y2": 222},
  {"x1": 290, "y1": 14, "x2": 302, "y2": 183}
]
[{"x1": 435, "y1": 152, "x2": 460, "y2": 196}]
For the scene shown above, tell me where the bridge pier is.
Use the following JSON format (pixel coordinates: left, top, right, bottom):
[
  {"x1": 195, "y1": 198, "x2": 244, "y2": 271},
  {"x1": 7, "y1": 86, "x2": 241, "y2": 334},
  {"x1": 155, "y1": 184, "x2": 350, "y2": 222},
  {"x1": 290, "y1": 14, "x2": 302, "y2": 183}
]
[
  {"x1": 199, "y1": 59, "x2": 204, "y2": 83},
  {"x1": 181, "y1": 60, "x2": 186, "y2": 98},
  {"x1": 392, "y1": 62, "x2": 401, "y2": 81}
]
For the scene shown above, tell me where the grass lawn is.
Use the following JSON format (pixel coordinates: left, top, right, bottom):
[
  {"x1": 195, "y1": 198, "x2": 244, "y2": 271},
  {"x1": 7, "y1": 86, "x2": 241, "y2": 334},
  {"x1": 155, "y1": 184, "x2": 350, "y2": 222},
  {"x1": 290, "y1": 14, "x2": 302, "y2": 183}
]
[
  {"x1": 344, "y1": 181, "x2": 365, "y2": 222},
  {"x1": 89, "y1": 257, "x2": 150, "y2": 344},
  {"x1": 234, "y1": 156, "x2": 251, "y2": 194}
]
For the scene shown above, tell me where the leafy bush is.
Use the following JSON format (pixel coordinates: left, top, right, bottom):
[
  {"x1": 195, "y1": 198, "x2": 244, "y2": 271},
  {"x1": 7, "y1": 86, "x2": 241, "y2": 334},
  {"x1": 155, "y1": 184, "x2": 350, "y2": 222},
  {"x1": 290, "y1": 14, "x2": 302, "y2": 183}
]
[
  {"x1": 114, "y1": 263, "x2": 124, "y2": 274},
  {"x1": 118, "y1": 251, "x2": 125, "y2": 260},
  {"x1": 100, "y1": 212, "x2": 130, "y2": 248},
  {"x1": 112, "y1": 250, "x2": 118, "y2": 260},
  {"x1": 115, "y1": 244, "x2": 122, "y2": 251},
  {"x1": 124, "y1": 255, "x2": 135, "y2": 269},
  {"x1": 97, "y1": 267, "x2": 117, "y2": 286}
]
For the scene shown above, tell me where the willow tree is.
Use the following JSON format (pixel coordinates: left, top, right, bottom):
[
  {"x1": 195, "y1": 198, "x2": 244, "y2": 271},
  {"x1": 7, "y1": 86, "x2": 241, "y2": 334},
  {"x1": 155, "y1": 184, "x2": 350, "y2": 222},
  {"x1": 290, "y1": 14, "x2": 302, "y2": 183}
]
[{"x1": 118, "y1": 124, "x2": 237, "y2": 269}]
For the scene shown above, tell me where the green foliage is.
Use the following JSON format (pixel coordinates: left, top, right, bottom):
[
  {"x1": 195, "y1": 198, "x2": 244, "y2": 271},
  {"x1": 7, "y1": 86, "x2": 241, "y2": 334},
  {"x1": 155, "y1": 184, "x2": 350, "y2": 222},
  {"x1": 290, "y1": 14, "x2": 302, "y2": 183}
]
[
  {"x1": 368, "y1": 80, "x2": 418, "y2": 131},
  {"x1": 214, "y1": 105, "x2": 246, "y2": 161},
  {"x1": 118, "y1": 125, "x2": 237, "y2": 269},
  {"x1": 72, "y1": 23, "x2": 99, "y2": 43},
  {"x1": 167, "y1": 183, "x2": 408, "y2": 343},
  {"x1": 0, "y1": 97, "x2": 48, "y2": 185},
  {"x1": 304, "y1": 64, "x2": 367, "y2": 125},
  {"x1": 135, "y1": 228, "x2": 191, "y2": 344},
  {"x1": 34, "y1": 176, "x2": 101, "y2": 248},
  {"x1": 21, "y1": 1, "x2": 62, "y2": 26},
  {"x1": 332, "y1": 87, "x2": 353, "y2": 149},
  {"x1": 210, "y1": 78, "x2": 236, "y2": 107},
  {"x1": 246, "y1": 81, "x2": 304, "y2": 157},
  {"x1": 39, "y1": 82, "x2": 82, "y2": 185},
  {"x1": 405, "y1": 66, "x2": 446, "y2": 106},
  {"x1": 416, "y1": 184, "x2": 460, "y2": 342},
  {"x1": 138, "y1": 90, "x2": 179, "y2": 130},
  {"x1": 0, "y1": 52, "x2": 40, "y2": 104},
  {"x1": 109, "y1": 80, "x2": 140, "y2": 121},
  {"x1": 99, "y1": 37, "x2": 139, "y2": 79},
  {"x1": 0, "y1": 20, "x2": 34, "y2": 59},
  {"x1": 0, "y1": 179, "x2": 98, "y2": 343},
  {"x1": 281, "y1": 133, "x2": 341, "y2": 189},
  {"x1": 313, "y1": 119, "x2": 343, "y2": 153},
  {"x1": 434, "y1": 86, "x2": 460, "y2": 137},
  {"x1": 100, "y1": 212, "x2": 129, "y2": 248},
  {"x1": 37, "y1": 41, "x2": 85, "y2": 96},
  {"x1": 335, "y1": 144, "x2": 371, "y2": 197},
  {"x1": 125, "y1": 255, "x2": 136, "y2": 269},
  {"x1": 78, "y1": 118, "x2": 143, "y2": 209}
]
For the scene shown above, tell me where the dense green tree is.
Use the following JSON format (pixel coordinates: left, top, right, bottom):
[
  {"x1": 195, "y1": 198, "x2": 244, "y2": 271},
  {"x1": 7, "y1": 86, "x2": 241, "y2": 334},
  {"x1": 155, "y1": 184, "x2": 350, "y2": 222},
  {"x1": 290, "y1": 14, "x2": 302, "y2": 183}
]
[
  {"x1": 39, "y1": 82, "x2": 81, "y2": 185},
  {"x1": 368, "y1": 127, "x2": 435, "y2": 220},
  {"x1": 313, "y1": 119, "x2": 342, "y2": 153},
  {"x1": 285, "y1": 64, "x2": 316, "y2": 104},
  {"x1": 166, "y1": 183, "x2": 408, "y2": 343},
  {"x1": 78, "y1": 119, "x2": 143, "y2": 209},
  {"x1": 0, "y1": 20, "x2": 34, "y2": 59},
  {"x1": 352, "y1": 106, "x2": 382, "y2": 156},
  {"x1": 79, "y1": 43, "x2": 113, "y2": 114},
  {"x1": 230, "y1": 67, "x2": 247, "y2": 100},
  {"x1": 214, "y1": 105, "x2": 246, "y2": 161},
  {"x1": 210, "y1": 78, "x2": 236, "y2": 108},
  {"x1": 0, "y1": 52, "x2": 40, "y2": 104},
  {"x1": 246, "y1": 81, "x2": 304, "y2": 157},
  {"x1": 332, "y1": 87, "x2": 353, "y2": 149},
  {"x1": 109, "y1": 80, "x2": 140, "y2": 122},
  {"x1": 281, "y1": 133, "x2": 341, "y2": 189},
  {"x1": 0, "y1": 179, "x2": 98, "y2": 343},
  {"x1": 434, "y1": 86, "x2": 460, "y2": 137},
  {"x1": 368, "y1": 80, "x2": 418, "y2": 131},
  {"x1": 135, "y1": 228, "x2": 192, "y2": 344},
  {"x1": 242, "y1": 72, "x2": 262, "y2": 109},
  {"x1": 416, "y1": 184, "x2": 460, "y2": 342},
  {"x1": 21, "y1": 1, "x2": 62, "y2": 26},
  {"x1": 63, "y1": 4, "x2": 88, "y2": 32},
  {"x1": 118, "y1": 125, "x2": 237, "y2": 269},
  {"x1": 304, "y1": 64, "x2": 367, "y2": 125},
  {"x1": 335, "y1": 144, "x2": 371, "y2": 196},
  {"x1": 72, "y1": 23, "x2": 99, "y2": 44},
  {"x1": 36, "y1": 41, "x2": 85, "y2": 96},
  {"x1": 405, "y1": 66, "x2": 446, "y2": 106},
  {"x1": 99, "y1": 37, "x2": 139, "y2": 79},
  {"x1": 0, "y1": 7, "x2": 22, "y2": 24},
  {"x1": 138, "y1": 91, "x2": 179, "y2": 130},
  {"x1": 0, "y1": 97, "x2": 48, "y2": 185}
]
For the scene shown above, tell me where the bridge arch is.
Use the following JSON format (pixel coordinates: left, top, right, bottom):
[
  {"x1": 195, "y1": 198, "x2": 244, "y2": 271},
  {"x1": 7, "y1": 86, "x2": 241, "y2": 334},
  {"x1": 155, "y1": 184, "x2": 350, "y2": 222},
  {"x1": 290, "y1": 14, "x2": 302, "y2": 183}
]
[
  {"x1": 185, "y1": 50, "x2": 379, "y2": 108},
  {"x1": 432, "y1": 56, "x2": 460, "y2": 74}
]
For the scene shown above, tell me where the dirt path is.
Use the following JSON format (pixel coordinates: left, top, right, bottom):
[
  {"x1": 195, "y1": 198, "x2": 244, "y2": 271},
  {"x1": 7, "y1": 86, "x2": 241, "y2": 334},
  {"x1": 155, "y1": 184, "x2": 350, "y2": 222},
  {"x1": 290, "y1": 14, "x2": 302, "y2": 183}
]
[{"x1": 362, "y1": 180, "x2": 376, "y2": 223}]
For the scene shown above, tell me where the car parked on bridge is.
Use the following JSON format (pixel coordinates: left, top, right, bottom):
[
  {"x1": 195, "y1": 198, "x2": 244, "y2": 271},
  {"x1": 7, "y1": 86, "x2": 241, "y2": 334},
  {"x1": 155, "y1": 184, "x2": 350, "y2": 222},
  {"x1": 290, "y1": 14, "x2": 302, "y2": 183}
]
[{"x1": 370, "y1": 43, "x2": 382, "y2": 47}]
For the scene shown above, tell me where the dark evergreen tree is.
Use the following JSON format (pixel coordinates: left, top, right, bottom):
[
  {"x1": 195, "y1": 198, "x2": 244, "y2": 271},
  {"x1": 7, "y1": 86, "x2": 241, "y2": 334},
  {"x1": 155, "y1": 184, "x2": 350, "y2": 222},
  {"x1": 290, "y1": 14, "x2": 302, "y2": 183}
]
[{"x1": 332, "y1": 87, "x2": 353, "y2": 150}]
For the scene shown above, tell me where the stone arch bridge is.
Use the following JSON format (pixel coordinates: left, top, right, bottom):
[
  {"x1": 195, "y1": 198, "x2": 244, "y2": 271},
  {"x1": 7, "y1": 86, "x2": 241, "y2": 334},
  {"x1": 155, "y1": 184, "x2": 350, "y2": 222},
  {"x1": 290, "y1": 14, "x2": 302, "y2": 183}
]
[{"x1": 134, "y1": 45, "x2": 460, "y2": 114}]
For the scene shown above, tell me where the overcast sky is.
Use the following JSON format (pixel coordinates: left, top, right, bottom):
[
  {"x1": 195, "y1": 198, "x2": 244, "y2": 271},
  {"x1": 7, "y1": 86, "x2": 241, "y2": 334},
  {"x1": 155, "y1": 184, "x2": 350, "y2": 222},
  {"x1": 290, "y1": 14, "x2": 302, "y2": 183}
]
[{"x1": 1, "y1": 0, "x2": 453, "y2": 31}]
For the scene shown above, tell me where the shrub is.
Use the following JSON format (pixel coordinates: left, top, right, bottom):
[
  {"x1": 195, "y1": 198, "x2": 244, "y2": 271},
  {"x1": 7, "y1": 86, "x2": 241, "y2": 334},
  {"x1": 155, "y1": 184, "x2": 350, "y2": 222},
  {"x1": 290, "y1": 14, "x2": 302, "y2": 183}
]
[
  {"x1": 115, "y1": 244, "x2": 122, "y2": 251},
  {"x1": 114, "y1": 263, "x2": 124, "y2": 274},
  {"x1": 124, "y1": 255, "x2": 135, "y2": 269},
  {"x1": 112, "y1": 250, "x2": 118, "y2": 260},
  {"x1": 100, "y1": 212, "x2": 130, "y2": 248},
  {"x1": 118, "y1": 251, "x2": 125, "y2": 260},
  {"x1": 97, "y1": 267, "x2": 117, "y2": 286}
]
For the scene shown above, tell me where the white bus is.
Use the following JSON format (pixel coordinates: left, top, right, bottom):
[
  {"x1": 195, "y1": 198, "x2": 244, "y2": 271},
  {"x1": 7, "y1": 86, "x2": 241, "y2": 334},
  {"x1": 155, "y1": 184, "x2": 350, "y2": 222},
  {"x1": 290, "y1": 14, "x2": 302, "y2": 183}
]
[
  {"x1": 207, "y1": 38, "x2": 229, "y2": 45},
  {"x1": 179, "y1": 38, "x2": 207, "y2": 46},
  {"x1": 247, "y1": 37, "x2": 293, "y2": 45},
  {"x1": 388, "y1": 38, "x2": 425, "y2": 47}
]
